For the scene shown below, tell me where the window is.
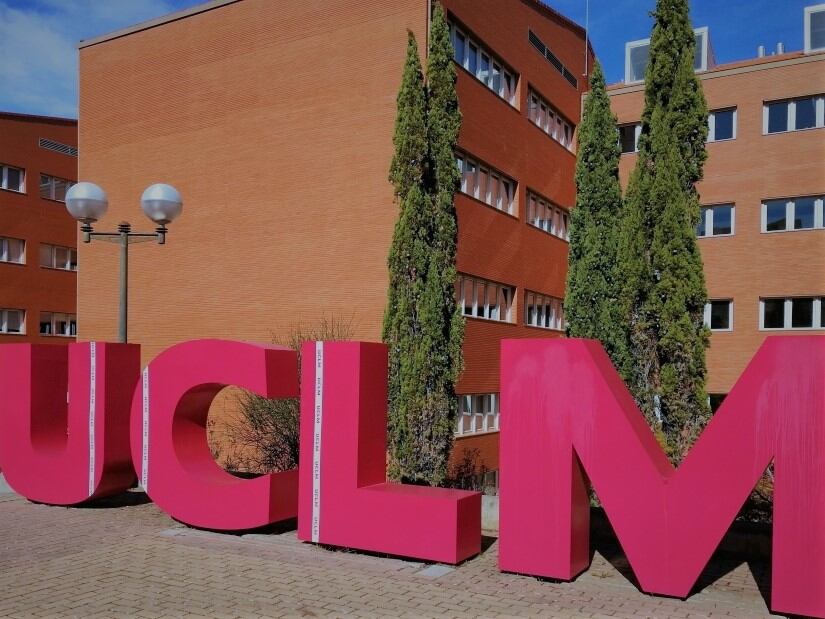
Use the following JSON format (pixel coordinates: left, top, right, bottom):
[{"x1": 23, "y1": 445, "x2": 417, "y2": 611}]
[
  {"x1": 708, "y1": 108, "x2": 736, "y2": 141},
  {"x1": 40, "y1": 243, "x2": 78, "y2": 271},
  {"x1": 39, "y1": 312, "x2": 77, "y2": 337},
  {"x1": 697, "y1": 204, "x2": 734, "y2": 237},
  {"x1": 526, "y1": 191, "x2": 569, "y2": 241},
  {"x1": 704, "y1": 300, "x2": 732, "y2": 331},
  {"x1": 456, "y1": 393, "x2": 499, "y2": 436},
  {"x1": 761, "y1": 196, "x2": 824, "y2": 232},
  {"x1": 0, "y1": 309, "x2": 25, "y2": 334},
  {"x1": 764, "y1": 95, "x2": 825, "y2": 134},
  {"x1": 805, "y1": 4, "x2": 825, "y2": 53},
  {"x1": 450, "y1": 23, "x2": 517, "y2": 106},
  {"x1": 760, "y1": 297, "x2": 825, "y2": 330},
  {"x1": 456, "y1": 153, "x2": 515, "y2": 215},
  {"x1": 528, "y1": 88, "x2": 575, "y2": 152},
  {"x1": 0, "y1": 237, "x2": 25, "y2": 264},
  {"x1": 524, "y1": 291, "x2": 564, "y2": 330},
  {"x1": 625, "y1": 28, "x2": 712, "y2": 83},
  {"x1": 39, "y1": 174, "x2": 74, "y2": 202},
  {"x1": 619, "y1": 123, "x2": 641, "y2": 154},
  {"x1": 457, "y1": 274, "x2": 513, "y2": 323},
  {"x1": 0, "y1": 164, "x2": 24, "y2": 193}
]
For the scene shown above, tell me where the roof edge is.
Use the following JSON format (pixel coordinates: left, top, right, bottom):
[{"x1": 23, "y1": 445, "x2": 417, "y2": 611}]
[
  {"x1": 0, "y1": 111, "x2": 77, "y2": 125},
  {"x1": 78, "y1": 0, "x2": 242, "y2": 49}
]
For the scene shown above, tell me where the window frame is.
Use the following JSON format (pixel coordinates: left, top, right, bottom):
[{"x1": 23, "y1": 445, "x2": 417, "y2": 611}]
[
  {"x1": 527, "y1": 87, "x2": 575, "y2": 153},
  {"x1": 697, "y1": 203, "x2": 735, "y2": 238},
  {"x1": 759, "y1": 297, "x2": 825, "y2": 331},
  {"x1": 524, "y1": 290, "x2": 565, "y2": 331},
  {"x1": 704, "y1": 299, "x2": 733, "y2": 332},
  {"x1": 39, "y1": 173, "x2": 74, "y2": 202},
  {"x1": 457, "y1": 274, "x2": 514, "y2": 324},
  {"x1": 39, "y1": 243, "x2": 78, "y2": 271},
  {"x1": 0, "y1": 237, "x2": 26, "y2": 265},
  {"x1": 708, "y1": 108, "x2": 737, "y2": 142},
  {"x1": 39, "y1": 311, "x2": 77, "y2": 338},
  {"x1": 804, "y1": 3, "x2": 825, "y2": 53},
  {"x1": 0, "y1": 164, "x2": 25, "y2": 193},
  {"x1": 449, "y1": 22, "x2": 518, "y2": 108},
  {"x1": 456, "y1": 152, "x2": 517, "y2": 216},
  {"x1": 763, "y1": 95, "x2": 825, "y2": 134},
  {"x1": 526, "y1": 190, "x2": 570, "y2": 242},
  {"x1": 618, "y1": 123, "x2": 641, "y2": 154},
  {"x1": 456, "y1": 393, "x2": 500, "y2": 436},
  {"x1": 761, "y1": 196, "x2": 825, "y2": 233},
  {"x1": 0, "y1": 308, "x2": 26, "y2": 335}
]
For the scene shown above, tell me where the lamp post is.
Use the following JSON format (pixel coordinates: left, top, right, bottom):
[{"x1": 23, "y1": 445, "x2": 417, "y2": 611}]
[{"x1": 65, "y1": 182, "x2": 183, "y2": 344}]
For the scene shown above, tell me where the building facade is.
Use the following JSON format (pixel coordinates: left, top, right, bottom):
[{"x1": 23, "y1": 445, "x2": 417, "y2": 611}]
[
  {"x1": 0, "y1": 113, "x2": 78, "y2": 345},
  {"x1": 77, "y1": 0, "x2": 592, "y2": 480},
  {"x1": 608, "y1": 6, "x2": 825, "y2": 399}
]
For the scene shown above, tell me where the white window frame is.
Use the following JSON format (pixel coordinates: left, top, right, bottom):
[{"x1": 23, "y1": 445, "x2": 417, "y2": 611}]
[
  {"x1": 457, "y1": 274, "x2": 513, "y2": 323},
  {"x1": 39, "y1": 312, "x2": 77, "y2": 337},
  {"x1": 763, "y1": 95, "x2": 825, "y2": 134},
  {"x1": 524, "y1": 291, "x2": 564, "y2": 331},
  {"x1": 618, "y1": 123, "x2": 642, "y2": 154},
  {"x1": 527, "y1": 88, "x2": 575, "y2": 153},
  {"x1": 526, "y1": 190, "x2": 570, "y2": 241},
  {"x1": 0, "y1": 237, "x2": 25, "y2": 264},
  {"x1": 456, "y1": 393, "x2": 500, "y2": 436},
  {"x1": 40, "y1": 243, "x2": 78, "y2": 271},
  {"x1": 708, "y1": 108, "x2": 737, "y2": 142},
  {"x1": 761, "y1": 196, "x2": 825, "y2": 233},
  {"x1": 804, "y1": 3, "x2": 825, "y2": 53},
  {"x1": 456, "y1": 152, "x2": 516, "y2": 216},
  {"x1": 39, "y1": 174, "x2": 74, "y2": 202},
  {"x1": 704, "y1": 299, "x2": 733, "y2": 332},
  {"x1": 0, "y1": 309, "x2": 25, "y2": 335},
  {"x1": 625, "y1": 27, "x2": 709, "y2": 84},
  {"x1": 0, "y1": 164, "x2": 25, "y2": 193},
  {"x1": 449, "y1": 22, "x2": 517, "y2": 107},
  {"x1": 698, "y1": 204, "x2": 735, "y2": 238},
  {"x1": 759, "y1": 297, "x2": 824, "y2": 331}
]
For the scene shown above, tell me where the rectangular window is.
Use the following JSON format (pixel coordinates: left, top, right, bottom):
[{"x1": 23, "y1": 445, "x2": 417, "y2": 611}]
[
  {"x1": 40, "y1": 243, "x2": 78, "y2": 271},
  {"x1": 0, "y1": 164, "x2": 25, "y2": 193},
  {"x1": 761, "y1": 297, "x2": 825, "y2": 330},
  {"x1": 39, "y1": 174, "x2": 74, "y2": 202},
  {"x1": 457, "y1": 274, "x2": 513, "y2": 323},
  {"x1": 704, "y1": 300, "x2": 732, "y2": 331},
  {"x1": 528, "y1": 88, "x2": 575, "y2": 152},
  {"x1": 0, "y1": 309, "x2": 25, "y2": 334},
  {"x1": 450, "y1": 22, "x2": 517, "y2": 106},
  {"x1": 807, "y1": 5, "x2": 825, "y2": 52},
  {"x1": 0, "y1": 237, "x2": 25, "y2": 264},
  {"x1": 697, "y1": 204, "x2": 734, "y2": 237},
  {"x1": 618, "y1": 123, "x2": 641, "y2": 153},
  {"x1": 456, "y1": 393, "x2": 500, "y2": 436},
  {"x1": 764, "y1": 95, "x2": 825, "y2": 133},
  {"x1": 524, "y1": 290, "x2": 564, "y2": 330},
  {"x1": 39, "y1": 312, "x2": 77, "y2": 337},
  {"x1": 456, "y1": 152, "x2": 516, "y2": 215},
  {"x1": 708, "y1": 108, "x2": 736, "y2": 141},
  {"x1": 762, "y1": 195, "x2": 824, "y2": 233},
  {"x1": 526, "y1": 190, "x2": 570, "y2": 241}
]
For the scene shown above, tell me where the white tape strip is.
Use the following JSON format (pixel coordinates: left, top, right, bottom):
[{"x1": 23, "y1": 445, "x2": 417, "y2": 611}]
[
  {"x1": 88, "y1": 342, "x2": 97, "y2": 498},
  {"x1": 311, "y1": 341, "x2": 324, "y2": 543},
  {"x1": 141, "y1": 366, "x2": 150, "y2": 492}
]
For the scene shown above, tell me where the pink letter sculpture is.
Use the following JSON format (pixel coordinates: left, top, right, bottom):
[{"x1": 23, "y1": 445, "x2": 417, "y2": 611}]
[
  {"x1": 130, "y1": 339, "x2": 299, "y2": 530},
  {"x1": 297, "y1": 341, "x2": 481, "y2": 563},
  {"x1": 0, "y1": 342, "x2": 139, "y2": 504},
  {"x1": 499, "y1": 336, "x2": 825, "y2": 618}
]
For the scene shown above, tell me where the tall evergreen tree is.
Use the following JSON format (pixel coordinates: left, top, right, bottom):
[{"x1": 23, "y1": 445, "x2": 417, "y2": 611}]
[
  {"x1": 564, "y1": 61, "x2": 631, "y2": 380},
  {"x1": 384, "y1": 4, "x2": 463, "y2": 485},
  {"x1": 619, "y1": 0, "x2": 710, "y2": 462}
]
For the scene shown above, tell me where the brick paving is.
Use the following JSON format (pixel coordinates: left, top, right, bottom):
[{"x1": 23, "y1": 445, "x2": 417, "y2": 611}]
[{"x1": 0, "y1": 491, "x2": 781, "y2": 618}]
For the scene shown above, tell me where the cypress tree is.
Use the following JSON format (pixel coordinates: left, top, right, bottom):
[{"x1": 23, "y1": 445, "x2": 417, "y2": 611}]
[
  {"x1": 619, "y1": 0, "x2": 710, "y2": 462},
  {"x1": 564, "y1": 61, "x2": 631, "y2": 381},
  {"x1": 384, "y1": 4, "x2": 463, "y2": 485}
]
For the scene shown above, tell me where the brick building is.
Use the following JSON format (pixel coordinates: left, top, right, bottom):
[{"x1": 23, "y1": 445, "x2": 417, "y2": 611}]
[
  {"x1": 0, "y1": 112, "x2": 78, "y2": 345},
  {"x1": 608, "y1": 5, "x2": 825, "y2": 401},
  {"x1": 76, "y1": 0, "x2": 592, "y2": 479}
]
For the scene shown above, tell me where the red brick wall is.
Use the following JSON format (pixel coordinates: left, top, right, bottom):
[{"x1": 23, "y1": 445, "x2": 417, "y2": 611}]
[{"x1": 0, "y1": 114, "x2": 77, "y2": 345}]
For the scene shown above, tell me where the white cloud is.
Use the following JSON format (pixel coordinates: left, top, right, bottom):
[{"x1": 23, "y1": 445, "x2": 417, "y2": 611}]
[{"x1": 0, "y1": 0, "x2": 180, "y2": 118}]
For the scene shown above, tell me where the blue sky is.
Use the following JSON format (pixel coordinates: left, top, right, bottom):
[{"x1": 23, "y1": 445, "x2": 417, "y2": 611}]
[{"x1": 0, "y1": 0, "x2": 814, "y2": 118}]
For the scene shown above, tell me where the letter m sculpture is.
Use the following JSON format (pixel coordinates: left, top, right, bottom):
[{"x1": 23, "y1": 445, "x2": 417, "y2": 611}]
[{"x1": 499, "y1": 336, "x2": 825, "y2": 618}]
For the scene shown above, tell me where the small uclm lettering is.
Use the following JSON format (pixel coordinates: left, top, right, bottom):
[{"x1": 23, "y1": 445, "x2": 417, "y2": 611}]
[{"x1": 0, "y1": 336, "x2": 823, "y2": 618}]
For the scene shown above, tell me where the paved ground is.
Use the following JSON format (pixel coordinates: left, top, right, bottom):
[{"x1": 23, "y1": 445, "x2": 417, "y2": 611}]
[{"x1": 0, "y1": 490, "x2": 781, "y2": 618}]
